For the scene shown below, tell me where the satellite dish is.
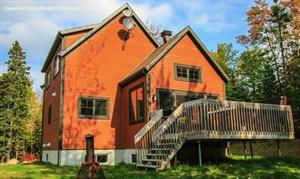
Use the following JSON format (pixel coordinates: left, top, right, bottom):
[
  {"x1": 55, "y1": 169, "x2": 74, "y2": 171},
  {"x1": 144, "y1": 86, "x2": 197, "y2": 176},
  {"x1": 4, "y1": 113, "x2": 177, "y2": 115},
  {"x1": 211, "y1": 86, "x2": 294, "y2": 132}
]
[
  {"x1": 122, "y1": 17, "x2": 136, "y2": 30},
  {"x1": 122, "y1": 9, "x2": 132, "y2": 17}
]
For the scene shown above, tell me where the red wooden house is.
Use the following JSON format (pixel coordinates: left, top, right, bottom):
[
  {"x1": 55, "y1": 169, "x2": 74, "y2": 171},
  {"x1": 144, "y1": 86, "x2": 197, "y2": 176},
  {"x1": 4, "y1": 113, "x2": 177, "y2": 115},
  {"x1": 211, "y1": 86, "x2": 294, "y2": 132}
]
[{"x1": 41, "y1": 4, "x2": 294, "y2": 168}]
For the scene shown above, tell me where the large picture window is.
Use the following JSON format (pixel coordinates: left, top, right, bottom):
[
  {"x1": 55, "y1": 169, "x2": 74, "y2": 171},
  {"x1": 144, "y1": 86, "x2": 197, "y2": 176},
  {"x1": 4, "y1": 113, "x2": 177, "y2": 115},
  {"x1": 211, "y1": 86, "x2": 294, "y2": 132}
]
[
  {"x1": 129, "y1": 83, "x2": 145, "y2": 124},
  {"x1": 175, "y1": 64, "x2": 201, "y2": 82},
  {"x1": 78, "y1": 97, "x2": 109, "y2": 119}
]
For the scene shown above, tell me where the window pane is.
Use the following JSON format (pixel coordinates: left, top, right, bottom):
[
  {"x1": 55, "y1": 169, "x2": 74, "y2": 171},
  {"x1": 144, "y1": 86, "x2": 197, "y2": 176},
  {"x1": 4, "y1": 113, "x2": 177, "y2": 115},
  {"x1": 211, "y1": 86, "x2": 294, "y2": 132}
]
[
  {"x1": 129, "y1": 85, "x2": 144, "y2": 123},
  {"x1": 130, "y1": 90, "x2": 137, "y2": 121},
  {"x1": 81, "y1": 99, "x2": 87, "y2": 107},
  {"x1": 86, "y1": 108, "x2": 93, "y2": 115},
  {"x1": 81, "y1": 107, "x2": 87, "y2": 115},
  {"x1": 87, "y1": 100, "x2": 93, "y2": 107},
  {"x1": 189, "y1": 69, "x2": 200, "y2": 81},
  {"x1": 177, "y1": 66, "x2": 188, "y2": 78},
  {"x1": 97, "y1": 155, "x2": 107, "y2": 163},
  {"x1": 95, "y1": 100, "x2": 107, "y2": 116}
]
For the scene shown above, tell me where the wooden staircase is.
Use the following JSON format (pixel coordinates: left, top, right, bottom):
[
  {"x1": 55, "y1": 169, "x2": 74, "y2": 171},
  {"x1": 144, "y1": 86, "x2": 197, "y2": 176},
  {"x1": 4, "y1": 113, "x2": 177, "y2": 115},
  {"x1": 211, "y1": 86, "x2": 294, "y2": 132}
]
[{"x1": 134, "y1": 99, "x2": 295, "y2": 170}]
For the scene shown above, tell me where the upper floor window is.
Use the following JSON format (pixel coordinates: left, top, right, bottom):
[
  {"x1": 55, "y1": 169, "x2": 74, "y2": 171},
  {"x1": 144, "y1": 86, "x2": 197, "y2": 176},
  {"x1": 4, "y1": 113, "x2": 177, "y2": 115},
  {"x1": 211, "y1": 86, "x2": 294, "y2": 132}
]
[
  {"x1": 129, "y1": 83, "x2": 145, "y2": 124},
  {"x1": 54, "y1": 55, "x2": 60, "y2": 77},
  {"x1": 46, "y1": 69, "x2": 51, "y2": 88},
  {"x1": 78, "y1": 97, "x2": 109, "y2": 119},
  {"x1": 175, "y1": 64, "x2": 201, "y2": 82}
]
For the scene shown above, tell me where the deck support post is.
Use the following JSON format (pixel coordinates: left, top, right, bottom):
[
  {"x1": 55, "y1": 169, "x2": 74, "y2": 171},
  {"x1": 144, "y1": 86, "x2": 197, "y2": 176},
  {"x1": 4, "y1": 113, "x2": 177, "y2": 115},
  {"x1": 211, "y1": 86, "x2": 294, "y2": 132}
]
[
  {"x1": 249, "y1": 141, "x2": 253, "y2": 159},
  {"x1": 243, "y1": 140, "x2": 247, "y2": 159},
  {"x1": 198, "y1": 141, "x2": 202, "y2": 166},
  {"x1": 277, "y1": 140, "x2": 281, "y2": 157}
]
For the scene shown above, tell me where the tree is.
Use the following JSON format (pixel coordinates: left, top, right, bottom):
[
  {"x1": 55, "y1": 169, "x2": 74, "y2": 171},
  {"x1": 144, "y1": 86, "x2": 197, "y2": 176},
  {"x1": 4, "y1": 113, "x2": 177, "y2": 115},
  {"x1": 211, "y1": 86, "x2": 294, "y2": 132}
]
[
  {"x1": 237, "y1": 0, "x2": 300, "y2": 118},
  {"x1": 0, "y1": 41, "x2": 31, "y2": 161},
  {"x1": 211, "y1": 43, "x2": 242, "y2": 100}
]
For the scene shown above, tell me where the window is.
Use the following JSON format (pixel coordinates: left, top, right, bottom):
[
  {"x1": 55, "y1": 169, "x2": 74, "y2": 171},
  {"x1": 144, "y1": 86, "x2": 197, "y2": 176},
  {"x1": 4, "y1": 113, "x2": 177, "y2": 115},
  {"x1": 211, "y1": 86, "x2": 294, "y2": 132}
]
[
  {"x1": 96, "y1": 155, "x2": 108, "y2": 163},
  {"x1": 46, "y1": 154, "x2": 48, "y2": 162},
  {"x1": 175, "y1": 64, "x2": 201, "y2": 82},
  {"x1": 46, "y1": 69, "x2": 51, "y2": 88},
  {"x1": 129, "y1": 83, "x2": 145, "y2": 124},
  {"x1": 48, "y1": 106, "x2": 52, "y2": 124},
  {"x1": 78, "y1": 97, "x2": 109, "y2": 119},
  {"x1": 54, "y1": 55, "x2": 60, "y2": 76},
  {"x1": 131, "y1": 154, "x2": 137, "y2": 164}
]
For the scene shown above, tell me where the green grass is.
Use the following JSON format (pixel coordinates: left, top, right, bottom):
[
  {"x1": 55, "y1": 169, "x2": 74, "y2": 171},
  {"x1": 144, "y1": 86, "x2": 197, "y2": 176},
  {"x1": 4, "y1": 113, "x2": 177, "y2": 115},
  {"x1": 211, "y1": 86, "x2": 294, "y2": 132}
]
[{"x1": 1, "y1": 156, "x2": 300, "y2": 179}]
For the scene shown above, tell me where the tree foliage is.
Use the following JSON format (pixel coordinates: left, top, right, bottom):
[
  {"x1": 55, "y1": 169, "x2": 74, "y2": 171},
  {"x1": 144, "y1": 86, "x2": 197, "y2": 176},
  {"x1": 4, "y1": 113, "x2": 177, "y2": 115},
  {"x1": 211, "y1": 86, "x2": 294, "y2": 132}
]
[
  {"x1": 214, "y1": 0, "x2": 299, "y2": 120},
  {"x1": 0, "y1": 41, "x2": 41, "y2": 162}
]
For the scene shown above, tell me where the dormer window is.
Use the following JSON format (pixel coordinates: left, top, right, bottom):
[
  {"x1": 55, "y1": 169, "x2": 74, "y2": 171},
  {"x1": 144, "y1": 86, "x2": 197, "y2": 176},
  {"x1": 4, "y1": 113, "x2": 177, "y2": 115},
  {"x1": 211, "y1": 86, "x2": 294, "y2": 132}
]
[{"x1": 54, "y1": 54, "x2": 60, "y2": 77}]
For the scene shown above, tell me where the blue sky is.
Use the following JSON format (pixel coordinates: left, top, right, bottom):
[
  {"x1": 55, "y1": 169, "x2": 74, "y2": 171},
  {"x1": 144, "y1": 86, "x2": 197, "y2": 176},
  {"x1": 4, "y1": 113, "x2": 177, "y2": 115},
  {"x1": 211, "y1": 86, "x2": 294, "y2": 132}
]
[{"x1": 0, "y1": 0, "x2": 257, "y2": 92}]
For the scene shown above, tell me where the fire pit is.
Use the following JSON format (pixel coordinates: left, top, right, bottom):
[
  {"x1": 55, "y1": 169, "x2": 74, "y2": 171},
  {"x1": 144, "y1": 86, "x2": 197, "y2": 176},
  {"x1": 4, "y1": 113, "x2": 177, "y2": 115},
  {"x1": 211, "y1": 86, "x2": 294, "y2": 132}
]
[{"x1": 77, "y1": 134, "x2": 105, "y2": 179}]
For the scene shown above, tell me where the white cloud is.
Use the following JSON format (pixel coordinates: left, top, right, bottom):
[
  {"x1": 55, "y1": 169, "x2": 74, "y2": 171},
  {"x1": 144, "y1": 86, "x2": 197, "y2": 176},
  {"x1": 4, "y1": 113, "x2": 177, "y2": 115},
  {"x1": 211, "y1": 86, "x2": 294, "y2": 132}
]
[
  {"x1": 0, "y1": 0, "x2": 175, "y2": 91},
  {"x1": 173, "y1": 0, "x2": 242, "y2": 32}
]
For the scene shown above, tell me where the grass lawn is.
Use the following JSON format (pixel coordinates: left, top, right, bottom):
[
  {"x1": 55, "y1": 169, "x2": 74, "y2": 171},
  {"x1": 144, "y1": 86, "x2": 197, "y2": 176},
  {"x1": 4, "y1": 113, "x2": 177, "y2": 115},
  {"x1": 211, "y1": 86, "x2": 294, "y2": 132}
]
[{"x1": 0, "y1": 156, "x2": 300, "y2": 179}]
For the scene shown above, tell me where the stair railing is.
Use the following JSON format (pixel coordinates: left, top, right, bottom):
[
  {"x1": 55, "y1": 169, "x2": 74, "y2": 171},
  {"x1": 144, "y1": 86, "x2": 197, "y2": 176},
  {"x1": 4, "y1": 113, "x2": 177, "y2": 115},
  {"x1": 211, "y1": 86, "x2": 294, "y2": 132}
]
[{"x1": 134, "y1": 109, "x2": 163, "y2": 165}]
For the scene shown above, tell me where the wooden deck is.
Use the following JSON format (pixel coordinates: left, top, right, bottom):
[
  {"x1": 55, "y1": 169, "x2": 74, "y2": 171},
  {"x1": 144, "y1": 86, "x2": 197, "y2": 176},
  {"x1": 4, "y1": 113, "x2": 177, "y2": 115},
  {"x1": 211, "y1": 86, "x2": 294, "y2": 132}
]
[{"x1": 134, "y1": 99, "x2": 295, "y2": 169}]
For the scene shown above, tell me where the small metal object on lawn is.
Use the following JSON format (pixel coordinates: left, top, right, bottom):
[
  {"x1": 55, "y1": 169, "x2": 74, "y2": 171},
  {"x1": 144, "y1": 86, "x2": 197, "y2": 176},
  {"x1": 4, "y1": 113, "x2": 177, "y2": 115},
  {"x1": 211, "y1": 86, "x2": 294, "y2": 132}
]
[{"x1": 77, "y1": 134, "x2": 105, "y2": 179}]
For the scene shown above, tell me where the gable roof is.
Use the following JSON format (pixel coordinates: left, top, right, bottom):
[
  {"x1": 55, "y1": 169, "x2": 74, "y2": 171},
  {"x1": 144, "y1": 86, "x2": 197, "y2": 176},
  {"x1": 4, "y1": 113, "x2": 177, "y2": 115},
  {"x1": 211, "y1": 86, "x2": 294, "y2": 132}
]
[
  {"x1": 41, "y1": 3, "x2": 159, "y2": 72},
  {"x1": 120, "y1": 26, "x2": 229, "y2": 85},
  {"x1": 60, "y1": 3, "x2": 159, "y2": 57}
]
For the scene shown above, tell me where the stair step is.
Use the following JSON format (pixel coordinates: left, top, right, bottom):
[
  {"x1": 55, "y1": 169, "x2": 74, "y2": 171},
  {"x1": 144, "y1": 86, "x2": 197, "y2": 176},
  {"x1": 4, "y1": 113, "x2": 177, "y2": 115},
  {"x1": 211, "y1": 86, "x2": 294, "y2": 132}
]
[
  {"x1": 146, "y1": 153, "x2": 165, "y2": 156},
  {"x1": 136, "y1": 163, "x2": 158, "y2": 169},
  {"x1": 142, "y1": 158, "x2": 161, "y2": 162},
  {"x1": 150, "y1": 148, "x2": 172, "y2": 151}
]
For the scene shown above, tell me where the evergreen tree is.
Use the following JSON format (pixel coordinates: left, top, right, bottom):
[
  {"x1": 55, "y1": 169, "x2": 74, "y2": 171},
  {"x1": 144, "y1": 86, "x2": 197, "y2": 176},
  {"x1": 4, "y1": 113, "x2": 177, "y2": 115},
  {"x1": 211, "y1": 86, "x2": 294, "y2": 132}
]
[{"x1": 0, "y1": 41, "x2": 31, "y2": 161}]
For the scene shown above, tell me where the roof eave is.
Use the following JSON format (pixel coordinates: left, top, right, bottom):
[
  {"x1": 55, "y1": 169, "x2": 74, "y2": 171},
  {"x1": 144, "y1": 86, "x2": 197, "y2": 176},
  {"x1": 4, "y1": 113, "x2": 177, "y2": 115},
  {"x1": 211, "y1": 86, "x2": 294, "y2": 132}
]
[
  {"x1": 119, "y1": 68, "x2": 147, "y2": 86},
  {"x1": 41, "y1": 32, "x2": 62, "y2": 72}
]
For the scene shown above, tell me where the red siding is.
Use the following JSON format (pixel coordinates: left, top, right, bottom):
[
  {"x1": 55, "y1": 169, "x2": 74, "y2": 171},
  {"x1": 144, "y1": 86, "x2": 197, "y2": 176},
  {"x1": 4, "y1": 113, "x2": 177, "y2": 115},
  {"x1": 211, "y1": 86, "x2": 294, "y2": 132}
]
[
  {"x1": 62, "y1": 14, "x2": 156, "y2": 149},
  {"x1": 42, "y1": 43, "x2": 61, "y2": 150},
  {"x1": 150, "y1": 34, "x2": 225, "y2": 111},
  {"x1": 122, "y1": 76, "x2": 147, "y2": 148}
]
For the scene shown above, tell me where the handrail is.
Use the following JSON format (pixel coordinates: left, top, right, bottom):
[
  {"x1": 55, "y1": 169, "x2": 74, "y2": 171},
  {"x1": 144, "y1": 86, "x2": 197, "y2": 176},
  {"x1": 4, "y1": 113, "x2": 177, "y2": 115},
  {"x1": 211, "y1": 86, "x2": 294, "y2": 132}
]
[
  {"x1": 134, "y1": 109, "x2": 163, "y2": 144},
  {"x1": 135, "y1": 99, "x2": 294, "y2": 169}
]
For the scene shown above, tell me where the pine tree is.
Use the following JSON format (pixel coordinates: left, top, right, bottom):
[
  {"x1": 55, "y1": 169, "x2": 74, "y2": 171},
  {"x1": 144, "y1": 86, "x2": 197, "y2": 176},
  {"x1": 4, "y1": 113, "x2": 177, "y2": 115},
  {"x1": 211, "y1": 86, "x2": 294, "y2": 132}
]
[{"x1": 0, "y1": 41, "x2": 31, "y2": 161}]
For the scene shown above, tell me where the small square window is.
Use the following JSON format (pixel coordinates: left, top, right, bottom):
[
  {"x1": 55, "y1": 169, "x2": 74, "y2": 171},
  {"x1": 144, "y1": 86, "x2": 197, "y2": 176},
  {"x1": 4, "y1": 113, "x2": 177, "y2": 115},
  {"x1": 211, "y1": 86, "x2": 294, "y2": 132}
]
[
  {"x1": 131, "y1": 154, "x2": 137, "y2": 164},
  {"x1": 96, "y1": 155, "x2": 108, "y2": 163}
]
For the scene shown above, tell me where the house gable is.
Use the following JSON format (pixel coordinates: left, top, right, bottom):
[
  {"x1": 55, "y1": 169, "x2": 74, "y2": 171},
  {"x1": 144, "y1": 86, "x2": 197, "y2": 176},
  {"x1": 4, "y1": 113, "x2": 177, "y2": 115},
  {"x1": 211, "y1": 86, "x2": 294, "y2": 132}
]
[
  {"x1": 120, "y1": 26, "x2": 229, "y2": 86},
  {"x1": 60, "y1": 3, "x2": 159, "y2": 57}
]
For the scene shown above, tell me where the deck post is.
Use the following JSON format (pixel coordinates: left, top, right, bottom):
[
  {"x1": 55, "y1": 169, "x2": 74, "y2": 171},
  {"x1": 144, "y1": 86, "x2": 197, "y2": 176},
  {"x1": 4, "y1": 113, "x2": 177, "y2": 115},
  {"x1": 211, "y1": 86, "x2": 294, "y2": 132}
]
[
  {"x1": 277, "y1": 140, "x2": 281, "y2": 157},
  {"x1": 198, "y1": 141, "x2": 202, "y2": 166},
  {"x1": 249, "y1": 141, "x2": 254, "y2": 159},
  {"x1": 243, "y1": 140, "x2": 247, "y2": 159}
]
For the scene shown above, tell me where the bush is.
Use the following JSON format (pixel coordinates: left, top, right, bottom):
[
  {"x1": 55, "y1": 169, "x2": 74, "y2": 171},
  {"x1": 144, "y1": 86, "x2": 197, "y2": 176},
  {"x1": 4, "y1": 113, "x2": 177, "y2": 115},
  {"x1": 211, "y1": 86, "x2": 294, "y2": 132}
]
[{"x1": 20, "y1": 153, "x2": 39, "y2": 163}]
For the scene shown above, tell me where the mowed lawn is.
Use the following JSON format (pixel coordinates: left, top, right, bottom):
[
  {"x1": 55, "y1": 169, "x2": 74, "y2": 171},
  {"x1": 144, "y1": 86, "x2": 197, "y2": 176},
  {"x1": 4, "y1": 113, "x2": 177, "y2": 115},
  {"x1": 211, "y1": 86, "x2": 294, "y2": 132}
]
[{"x1": 0, "y1": 156, "x2": 300, "y2": 179}]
